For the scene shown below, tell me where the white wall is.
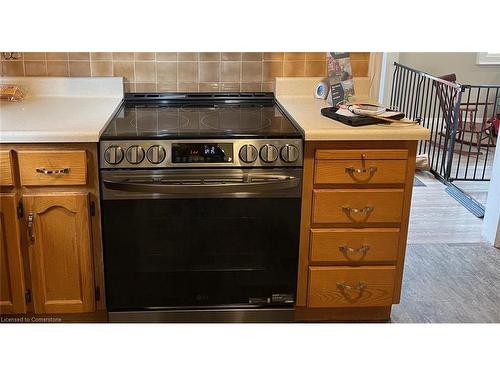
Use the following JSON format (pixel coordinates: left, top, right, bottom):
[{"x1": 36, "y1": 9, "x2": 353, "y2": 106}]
[
  {"x1": 398, "y1": 52, "x2": 500, "y2": 85},
  {"x1": 381, "y1": 52, "x2": 400, "y2": 105},
  {"x1": 483, "y1": 144, "x2": 500, "y2": 248}
]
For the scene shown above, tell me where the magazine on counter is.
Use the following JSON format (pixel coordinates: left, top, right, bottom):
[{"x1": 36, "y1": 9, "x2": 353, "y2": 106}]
[{"x1": 327, "y1": 52, "x2": 354, "y2": 107}]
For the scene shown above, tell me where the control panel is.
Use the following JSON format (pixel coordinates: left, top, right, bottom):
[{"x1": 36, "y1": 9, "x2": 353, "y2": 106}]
[{"x1": 100, "y1": 139, "x2": 303, "y2": 169}]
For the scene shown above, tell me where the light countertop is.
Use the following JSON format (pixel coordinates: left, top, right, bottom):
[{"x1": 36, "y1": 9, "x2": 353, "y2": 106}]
[
  {"x1": 1, "y1": 76, "x2": 430, "y2": 143},
  {"x1": 0, "y1": 77, "x2": 123, "y2": 143},
  {"x1": 275, "y1": 77, "x2": 430, "y2": 141}
]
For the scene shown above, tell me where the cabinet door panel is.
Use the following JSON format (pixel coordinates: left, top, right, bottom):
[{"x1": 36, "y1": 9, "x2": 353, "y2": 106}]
[
  {"x1": 0, "y1": 194, "x2": 26, "y2": 314},
  {"x1": 24, "y1": 193, "x2": 95, "y2": 314}
]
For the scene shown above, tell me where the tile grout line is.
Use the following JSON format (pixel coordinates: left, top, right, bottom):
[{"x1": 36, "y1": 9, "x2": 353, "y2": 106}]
[
  {"x1": 218, "y1": 53, "x2": 221, "y2": 92},
  {"x1": 240, "y1": 56, "x2": 244, "y2": 91},
  {"x1": 197, "y1": 56, "x2": 201, "y2": 92},
  {"x1": 89, "y1": 53, "x2": 93, "y2": 78},
  {"x1": 261, "y1": 58, "x2": 267, "y2": 89},
  {"x1": 154, "y1": 53, "x2": 158, "y2": 93},
  {"x1": 43, "y1": 53, "x2": 48, "y2": 76},
  {"x1": 175, "y1": 52, "x2": 180, "y2": 92},
  {"x1": 133, "y1": 53, "x2": 136, "y2": 92},
  {"x1": 65, "y1": 53, "x2": 69, "y2": 77}
]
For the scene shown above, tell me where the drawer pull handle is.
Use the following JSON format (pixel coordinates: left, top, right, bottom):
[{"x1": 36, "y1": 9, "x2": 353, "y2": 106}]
[
  {"x1": 36, "y1": 167, "x2": 71, "y2": 175},
  {"x1": 27, "y1": 213, "x2": 35, "y2": 242},
  {"x1": 345, "y1": 166, "x2": 378, "y2": 174},
  {"x1": 339, "y1": 245, "x2": 370, "y2": 254},
  {"x1": 342, "y1": 206, "x2": 374, "y2": 214},
  {"x1": 336, "y1": 282, "x2": 367, "y2": 292}
]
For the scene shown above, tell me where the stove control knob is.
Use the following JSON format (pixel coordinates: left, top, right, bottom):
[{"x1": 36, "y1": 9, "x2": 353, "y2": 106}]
[
  {"x1": 104, "y1": 146, "x2": 124, "y2": 165},
  {"x1": 238, "y1": 144, "x2": 258, "y2": 163},
  {"x1": 126, "y1": 145, "x2": 145, "y2": 164},
  {"x1": 147, "y1": 145, "x2": 166, "y2": 164},
  {"x1": 259, "y1": 144, "x2": 278, "y2": 163},
  {"x1": 280, "y1": 144, "x2": 300, "y2": 163}
]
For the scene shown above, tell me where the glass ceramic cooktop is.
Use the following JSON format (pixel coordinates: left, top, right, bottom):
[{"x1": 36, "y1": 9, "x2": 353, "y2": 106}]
[{"x1": 100, "y1": 102, "x2": 302, "y2": 140}]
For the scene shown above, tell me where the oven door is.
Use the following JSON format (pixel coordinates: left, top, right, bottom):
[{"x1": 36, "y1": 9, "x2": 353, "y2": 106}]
[{"x1": 101, "y1": 168, "x2": 302, "y2": 311}]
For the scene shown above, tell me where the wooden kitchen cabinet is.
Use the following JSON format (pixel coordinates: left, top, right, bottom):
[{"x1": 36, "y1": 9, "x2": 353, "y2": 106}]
[
  {"x1": 0, "y1": 143, "x2": 105, "y2": 320},
  {"x1": 23, "y1": 193, "x2": 95, "y2": 314},
  {"x1": 0, "y1": 193, "x2": 27, "y2": 314},
  {"x1": 295, "y1": 140, "x2": 417, "y2": 322}
]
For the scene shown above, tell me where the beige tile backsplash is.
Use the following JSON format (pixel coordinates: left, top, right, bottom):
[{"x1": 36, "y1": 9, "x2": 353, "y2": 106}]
[{"x1": 1, "y1": 52, "x2": 370, "y2": 92}]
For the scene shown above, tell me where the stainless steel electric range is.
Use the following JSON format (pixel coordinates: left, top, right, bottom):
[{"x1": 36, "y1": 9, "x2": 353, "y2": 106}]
[{"x1": 99, "y1": 92, "x2": 303, "y2": 322}]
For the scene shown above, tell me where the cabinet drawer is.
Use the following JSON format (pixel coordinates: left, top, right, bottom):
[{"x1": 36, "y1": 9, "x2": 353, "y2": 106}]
[
  {"x1": 314, "y1": 159, "x2": 407, "y2": 185},
  {"x1": 315, "y1": 149, "x2": 408, "y2": 160},
  {"x1": 0, "y1": 150, "x2": 14, "y2": 186},
  {"x1": 307, "y1": 266, "x2": 396, "y2": 307},
  {"x1": 310, "y1": 228, "x2": 400, "y2": 263},
  {"x1": 312, "y1": 189, "x2": 404, "y2": 224},
  {"x1": 18, "y1": 150, "x2": 87, "y2": 186}
]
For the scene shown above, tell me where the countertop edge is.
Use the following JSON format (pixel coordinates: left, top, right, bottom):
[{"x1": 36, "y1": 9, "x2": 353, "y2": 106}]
[
  {"x1": 0, "y1": 132, "x2": 101, "y2": 144},
  {"x1": 276, "y1": 95, "x2": 431, "y2": 142}
]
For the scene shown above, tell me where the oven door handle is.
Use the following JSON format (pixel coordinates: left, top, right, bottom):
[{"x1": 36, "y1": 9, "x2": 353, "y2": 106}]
[{"x1": 102, "y1": 176, "x2": 300, "y2": 194}]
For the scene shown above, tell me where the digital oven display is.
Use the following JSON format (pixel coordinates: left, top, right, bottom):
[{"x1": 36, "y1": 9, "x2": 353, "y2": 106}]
[{"x1": 172, "y1": 143, "x2": 233, "y2": 163}]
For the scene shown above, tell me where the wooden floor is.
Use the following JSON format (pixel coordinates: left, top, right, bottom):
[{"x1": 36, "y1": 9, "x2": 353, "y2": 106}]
[
  {"x1": 407, "y1": 171, "x2": 486, "y2": 244},
  {"x1": 454, "y1": 179, "x2": 490, "y2": 206},
  {"x1": 391, "y1": 171, "x2": 500, "y2": 322}
]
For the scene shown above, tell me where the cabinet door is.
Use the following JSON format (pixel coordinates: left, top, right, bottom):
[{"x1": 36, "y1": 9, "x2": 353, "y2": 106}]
[
  {"x1": 24, "y1": 193, "x2": 95, "y2": 314},
  {"x1": 0, "y1": 194, "x2": 27, "y2": 314}
]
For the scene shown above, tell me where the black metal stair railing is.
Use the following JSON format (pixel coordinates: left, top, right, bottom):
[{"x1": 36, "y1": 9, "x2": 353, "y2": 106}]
[
  {"x1": 449, "y1": 84, "x2": 499, "y2": 182},
  {"x1": 389, "y1": 62, "x2": 499, "y2": 217}
]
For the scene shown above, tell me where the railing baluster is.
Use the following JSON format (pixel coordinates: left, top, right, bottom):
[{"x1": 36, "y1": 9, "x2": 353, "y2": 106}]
[
  {"x1": 455, "y1": 87, "x2": 471, "y2": 180},
  {"x1": 390, "y1": 65, "x2": 399, "y2": 108},
  {"x1": 390, "y1": 63, "x2": 497, "y2": 184},
  {"x1": 481, "y1": 87, "x2": 499, "y2": 180},
  {"x1": 429, "y1": 82, "x2": 441, "y2": 172},
  {"x1": 420, "y1": 77, "x2": 432, "y2": 155}
]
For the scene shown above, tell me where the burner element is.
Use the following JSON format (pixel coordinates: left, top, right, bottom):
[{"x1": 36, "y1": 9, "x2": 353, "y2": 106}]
[{"x1": 200, "y1": 108, "x2": 272, "y2": 132}]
